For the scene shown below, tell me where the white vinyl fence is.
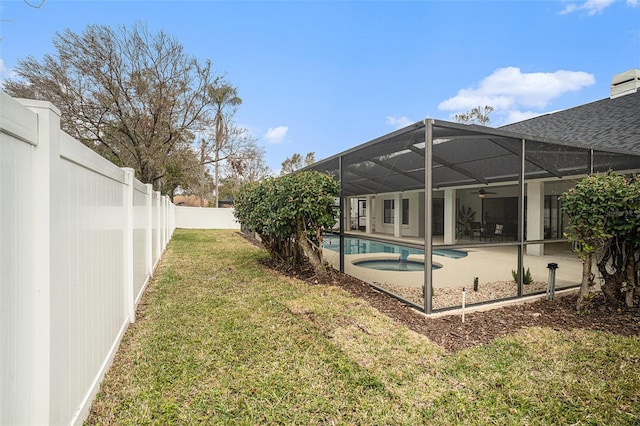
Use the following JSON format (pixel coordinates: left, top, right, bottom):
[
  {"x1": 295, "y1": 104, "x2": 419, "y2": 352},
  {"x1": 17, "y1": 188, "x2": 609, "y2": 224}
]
[
  {"x1": 0, "y1": 93, "x2": 176, "y2": 425},
  {"x1": 175, "y1": 205, "x2": 240, "y2": 229}
]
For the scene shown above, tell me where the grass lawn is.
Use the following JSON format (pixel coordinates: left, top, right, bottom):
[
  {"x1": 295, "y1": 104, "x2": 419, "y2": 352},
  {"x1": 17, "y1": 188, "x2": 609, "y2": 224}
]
[{"x1": 87, "y1": 229, "x2": 640, "y2": 425}]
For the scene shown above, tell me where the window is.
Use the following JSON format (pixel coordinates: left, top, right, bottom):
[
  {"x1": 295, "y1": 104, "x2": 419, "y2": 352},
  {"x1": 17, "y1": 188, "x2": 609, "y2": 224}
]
[
  {"x1": 383, "y1": 199, "x2": 394, "y2": 224},
  {"x1": 384, "y1": 198, "x2": 410, "y2": 225},
  {"x1": 402, "y1": 198, "x2": 410, "y2": 225}
]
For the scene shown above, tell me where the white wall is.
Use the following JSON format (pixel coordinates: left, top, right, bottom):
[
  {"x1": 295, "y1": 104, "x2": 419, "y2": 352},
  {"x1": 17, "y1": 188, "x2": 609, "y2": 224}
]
[
  {"x1": 175, "y1": 206, "x2": 240, "y2": 229},
  {"x1": 374, "y1": 192, "x2": 423, "y2": 237},
  {"x1": 0, "y1": 92, "x2": 176, "y2": 426}
]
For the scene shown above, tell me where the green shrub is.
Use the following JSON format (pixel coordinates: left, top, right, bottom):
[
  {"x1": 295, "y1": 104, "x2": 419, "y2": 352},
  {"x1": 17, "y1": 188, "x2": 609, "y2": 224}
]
[
  {"x1": 234, "y1": 170, "x2": 339, "y2": 276},
  {"x1": 560, "y1": 171, "x2": 640, "y2": 308},
  {"x1": 512, "y1": 267, "x2": 533, "y2": 285}
]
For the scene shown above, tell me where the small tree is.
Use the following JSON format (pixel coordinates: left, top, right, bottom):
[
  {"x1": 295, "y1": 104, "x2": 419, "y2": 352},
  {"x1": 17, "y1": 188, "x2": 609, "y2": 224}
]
[
  {"x1": 456, "y1": 205, "x2": 476, "y2": 236},
  {"x1": 454, "y1": 105, "x2": 494, "y2": 125},
  {"x1": 561, "y1": 172, "x2": 640, "y2": 310},
  {"x1": 234, "y1": 171, "x2": 339, "y2": 276},
  {"x1": 280, "y1": 152, "x2": 315, "y2": 175}
]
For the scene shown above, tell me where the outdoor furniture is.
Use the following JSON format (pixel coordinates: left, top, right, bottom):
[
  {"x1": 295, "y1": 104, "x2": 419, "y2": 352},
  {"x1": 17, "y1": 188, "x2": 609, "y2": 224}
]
[
  {"x1": 471, "y1": 222, "x2": 484, "y2": 241},
  {"x1": 493, "y1": 223, "x2": 504, "y2": 242}
]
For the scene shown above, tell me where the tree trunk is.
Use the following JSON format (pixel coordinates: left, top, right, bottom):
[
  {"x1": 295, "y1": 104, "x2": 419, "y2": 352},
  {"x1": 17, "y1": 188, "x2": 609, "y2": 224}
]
[
  {"x1": 296, "y1": 220, "x2": 326, "y2": 277},
  {"x1": 200, "y1": 139, "x2": 206, "y2": 207},
  {"x1": 576, "y1": 252, "x2": 594, "y2": 311},
  {"x1": 214, "y1": 145, "x2": 220, "y2": 208},
  {"x1": 624, "y1": 245, "x2": 638, "y2": 307},
  {"x1": 597, "y1": 241, "x2": 628, "y2": 306}
]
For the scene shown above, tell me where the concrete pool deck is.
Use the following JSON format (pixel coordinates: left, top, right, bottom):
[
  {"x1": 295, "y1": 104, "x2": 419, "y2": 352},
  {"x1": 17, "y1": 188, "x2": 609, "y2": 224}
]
[{"x1": 322, "y1": 237, "x2": 582, "y2": 291}]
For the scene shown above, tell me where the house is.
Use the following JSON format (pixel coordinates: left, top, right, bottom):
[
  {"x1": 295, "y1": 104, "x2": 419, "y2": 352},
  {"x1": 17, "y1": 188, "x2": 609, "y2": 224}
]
[{"x1": 307, "y1": 69, "x2": 640, "y2": 313}]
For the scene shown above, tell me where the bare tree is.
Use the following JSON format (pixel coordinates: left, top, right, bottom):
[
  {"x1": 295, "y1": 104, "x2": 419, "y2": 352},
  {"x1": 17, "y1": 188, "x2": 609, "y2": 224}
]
[
  {"x1": 3, "y1": 23, "x2": 221, "y2": 192},
  {"x1": 233, "y1": 142, "x2": 272, "y2": 184},
  {"x1": 218, "y1": 141, "x2": 272, "y2": 201},
  {"x1": 195, "y1": 126, "x2": 257, "y2": 206},
  {"x1": 454, "y1": 105, "x2": 494, "y2": 125},
  {"x1": 24, "y1": 0, "x2": 46, "y2": 7}
]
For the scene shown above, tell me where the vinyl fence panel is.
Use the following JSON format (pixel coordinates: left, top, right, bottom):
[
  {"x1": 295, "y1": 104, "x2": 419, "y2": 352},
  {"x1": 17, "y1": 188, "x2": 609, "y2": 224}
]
[
  {"x1": 175, "y1": 205, "x2": 241, "y2": 229},
  {"x1": 0, "y1": 93, "x2": 175, "y2": 426}
]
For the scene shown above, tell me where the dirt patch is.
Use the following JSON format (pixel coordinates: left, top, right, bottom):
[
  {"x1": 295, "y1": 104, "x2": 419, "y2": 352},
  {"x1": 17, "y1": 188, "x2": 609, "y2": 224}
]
[{"x1": 241, "y1": 233, "x2": 640, "y2": 352}]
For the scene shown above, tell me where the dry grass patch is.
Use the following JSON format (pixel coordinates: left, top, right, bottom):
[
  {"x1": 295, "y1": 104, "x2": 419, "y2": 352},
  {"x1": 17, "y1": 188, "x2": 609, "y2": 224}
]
[{"x1": 284, "y1": 290, "x2": 446, "y2": 408}]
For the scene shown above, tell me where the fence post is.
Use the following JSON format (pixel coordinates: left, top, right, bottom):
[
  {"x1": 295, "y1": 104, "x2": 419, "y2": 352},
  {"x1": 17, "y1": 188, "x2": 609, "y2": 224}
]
[
  {"x1": 160, "y1": 195, "x2": 165, "y2": 250},
  {"x1": 170, "y1": 202, "x2": 175, "y2": 235},
  {"x1": 122, "y1": 168, "x2": 135, "y2": 323},
  {"x1": 162, "y1": 195, "x2": 168, "y2": 249},
  {"x1": 145, "y1": 184, "x2": 153, "y2": 278},
  {"x1": 18, "y1": 99, "x2": 61, "y2": 425},
  {"x1": 165, "y1": 196, "x2": 170, "y2": 246},
  {"x1": 161, "y1": 196, "x2": 165, "y2": 249},
  {"x1": 154, "y1": 191, "x2": 161, "y2": 263}
]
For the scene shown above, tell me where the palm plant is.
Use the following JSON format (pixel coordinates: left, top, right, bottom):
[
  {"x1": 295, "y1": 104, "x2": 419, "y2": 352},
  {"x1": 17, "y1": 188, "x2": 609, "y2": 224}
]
[{"x1": 457, "y1": 205, "x2": 476, "y2": 236}]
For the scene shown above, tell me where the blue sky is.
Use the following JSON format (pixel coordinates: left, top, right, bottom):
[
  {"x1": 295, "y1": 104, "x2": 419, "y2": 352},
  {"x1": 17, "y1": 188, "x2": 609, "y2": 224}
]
[{"x1": 1, "y1": 0, "x2": 639, "y2": 172}]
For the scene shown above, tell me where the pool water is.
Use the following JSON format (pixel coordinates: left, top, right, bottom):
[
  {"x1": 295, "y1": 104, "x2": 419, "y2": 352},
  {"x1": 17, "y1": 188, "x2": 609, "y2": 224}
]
[
  {"x1": 322, "y1": 235, "x2": 467, "y2": 259},
  {"x1": 433, "y1": 248, "x2": 468, "y2": 259},
  {"x1": 353, "y1": 259, "x2": 441, "y2": 271}
]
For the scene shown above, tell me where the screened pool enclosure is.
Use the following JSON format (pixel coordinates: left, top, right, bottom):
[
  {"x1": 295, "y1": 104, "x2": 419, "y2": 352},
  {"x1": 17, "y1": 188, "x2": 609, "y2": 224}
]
[{"x1": 307, "y1": 119, "x2": 640, "y2": 313}]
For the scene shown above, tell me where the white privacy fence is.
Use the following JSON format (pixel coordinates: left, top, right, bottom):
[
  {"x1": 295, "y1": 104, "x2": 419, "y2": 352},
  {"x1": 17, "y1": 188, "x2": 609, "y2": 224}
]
[
  {"x1": 0, "y1": 93, "x2": 176, "y2": 425},
  {"x1": 175, "y1": 205, "x2": 240, "y2": 229}
]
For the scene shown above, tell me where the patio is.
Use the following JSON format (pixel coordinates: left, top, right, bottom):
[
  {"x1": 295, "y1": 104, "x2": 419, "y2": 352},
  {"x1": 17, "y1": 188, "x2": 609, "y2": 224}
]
[
  {"x1": 308, "y1": 116, "x2": 640, "y2": 313},
  {"x1": 323, "y1": 233, "x2": 581, "y2": 310}
]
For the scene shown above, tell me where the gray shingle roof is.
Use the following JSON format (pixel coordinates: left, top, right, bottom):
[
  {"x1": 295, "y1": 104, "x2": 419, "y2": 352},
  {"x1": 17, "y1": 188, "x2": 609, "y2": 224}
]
[{"x1": 501, "y1": 91, "x2": 640, "y2": 155}]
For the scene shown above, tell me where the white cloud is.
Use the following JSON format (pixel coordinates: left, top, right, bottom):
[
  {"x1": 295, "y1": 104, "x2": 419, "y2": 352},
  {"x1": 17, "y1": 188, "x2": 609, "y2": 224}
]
[
  {"x1": 560, "y1": 0, "x2": 614, "y2": 15},
  {"x1": 385, "y1": 115, "x2": 413, "y2": 129},
  {"x1": 0, "y1": 59, "x2": 5, "y2": 74},
  {"x1": 438, "y1": 67, "x2": 595, "y2": 125},
  {"x1": 560, "y1": 0, "x2": 636, "y2": 15},
  {"x1": 264, "y1": 126, "x2": 288, "y2": 144},
  {"x1": 439, "y1": 67, "x2": 595, "y2": 112}
]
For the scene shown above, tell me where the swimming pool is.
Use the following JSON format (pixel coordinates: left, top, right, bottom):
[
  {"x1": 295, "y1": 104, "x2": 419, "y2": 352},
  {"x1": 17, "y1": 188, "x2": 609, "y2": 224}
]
[
  {"x1": 322, "y1": 235, "x2": 467, "y2": 259},
  {"x1": 352, "y1": 259, "x2": 442, "y2": 271}
]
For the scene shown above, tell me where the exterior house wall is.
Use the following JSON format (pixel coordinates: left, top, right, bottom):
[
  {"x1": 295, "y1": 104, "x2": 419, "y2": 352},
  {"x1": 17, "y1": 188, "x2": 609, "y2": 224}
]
[
  {"x1": 374, "y1": 192, "x2": 423, "y2": 237},
  {"x1": 368, "y1": 181, "x2": 567, "y2": 246}
]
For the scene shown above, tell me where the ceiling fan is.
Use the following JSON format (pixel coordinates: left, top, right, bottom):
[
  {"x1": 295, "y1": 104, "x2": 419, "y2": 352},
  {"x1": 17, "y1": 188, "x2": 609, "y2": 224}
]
[{"x1": 472, "y1": 189, "x2": 497, "y2": 198}]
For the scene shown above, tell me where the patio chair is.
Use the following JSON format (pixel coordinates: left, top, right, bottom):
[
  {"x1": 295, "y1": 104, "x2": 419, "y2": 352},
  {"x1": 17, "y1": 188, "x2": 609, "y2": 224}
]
[
  {"x1": 493, "y1": 223, "x2": 504, "y2": 242},
  {"x1": 471, "y1": 222, "x2": 484, "y2": 241}
]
